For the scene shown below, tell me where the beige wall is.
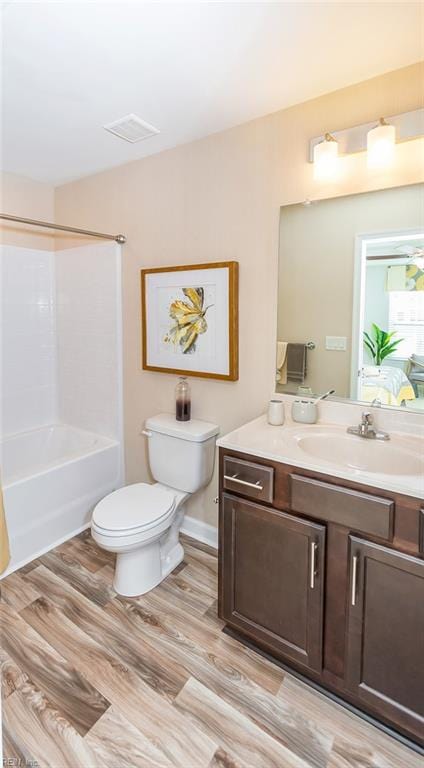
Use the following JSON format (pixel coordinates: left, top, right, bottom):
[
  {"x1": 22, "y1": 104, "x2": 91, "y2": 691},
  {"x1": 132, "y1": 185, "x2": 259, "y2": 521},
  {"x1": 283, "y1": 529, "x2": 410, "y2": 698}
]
[
  {"x1": 55, "y1": 62, "x2": 424, "y2": 528},
  {"x1": 0, "y1": 172, "x2": 55, "y2": 250}
]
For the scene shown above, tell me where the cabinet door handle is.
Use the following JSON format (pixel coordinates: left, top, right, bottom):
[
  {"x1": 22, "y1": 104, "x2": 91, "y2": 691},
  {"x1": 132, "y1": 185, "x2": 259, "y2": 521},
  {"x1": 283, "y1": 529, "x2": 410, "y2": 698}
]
[
  {"x1": 351, "y1": 555, "x2": 358, "y2": 606},
  {"x1": 310, "y1": 542, "x2": 318, "y2": 589},
  {"x1": 224, "y1": 474, "x2": 263, "y2": 491}
]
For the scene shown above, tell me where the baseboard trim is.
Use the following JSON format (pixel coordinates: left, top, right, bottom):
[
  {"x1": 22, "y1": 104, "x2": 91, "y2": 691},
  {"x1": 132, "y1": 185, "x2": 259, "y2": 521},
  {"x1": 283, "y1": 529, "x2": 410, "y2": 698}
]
[{"x1": 181, "y1": 515, "x2": 218, "y2": 549}]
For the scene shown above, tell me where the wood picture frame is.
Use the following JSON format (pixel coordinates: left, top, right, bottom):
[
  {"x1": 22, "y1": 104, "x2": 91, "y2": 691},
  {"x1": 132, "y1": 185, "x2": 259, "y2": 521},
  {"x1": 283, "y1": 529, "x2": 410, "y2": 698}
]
[{"x1": 141, "y1": 261, "x2": 239, "y2": 380}]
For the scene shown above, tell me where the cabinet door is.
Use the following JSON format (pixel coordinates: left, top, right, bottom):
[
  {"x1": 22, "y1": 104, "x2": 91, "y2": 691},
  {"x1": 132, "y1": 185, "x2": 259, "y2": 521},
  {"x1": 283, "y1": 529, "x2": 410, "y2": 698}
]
[
  {"x1": 346, "y1": 536, "x2": 424, "y2": 743},
  {"x1": 220, "y1": 493, "x2": 325, "y2": 672}
]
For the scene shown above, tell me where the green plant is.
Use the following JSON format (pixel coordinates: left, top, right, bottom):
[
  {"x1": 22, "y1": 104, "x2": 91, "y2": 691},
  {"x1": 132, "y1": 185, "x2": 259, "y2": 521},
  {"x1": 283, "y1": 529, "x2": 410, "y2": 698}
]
[{"x1": 363, "y1": 323, "x2": 403, "y2": 365}]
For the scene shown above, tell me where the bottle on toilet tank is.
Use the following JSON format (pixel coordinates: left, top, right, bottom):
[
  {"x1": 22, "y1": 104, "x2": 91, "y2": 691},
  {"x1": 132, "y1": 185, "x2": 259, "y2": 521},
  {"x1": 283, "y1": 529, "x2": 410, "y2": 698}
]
[{"x1": 175, "y1": 377, "x2": 191, "y2": 421}]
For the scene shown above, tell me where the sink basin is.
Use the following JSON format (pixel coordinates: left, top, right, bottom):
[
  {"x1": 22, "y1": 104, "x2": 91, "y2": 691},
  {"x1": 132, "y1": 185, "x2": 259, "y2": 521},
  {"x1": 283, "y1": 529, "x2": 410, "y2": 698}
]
[
  {"x1": 296, "y1": 431, "x2": 424, "y2": 476},
  {"x1": 217, "y1": 414, "x2": 424, "y2": 497}
]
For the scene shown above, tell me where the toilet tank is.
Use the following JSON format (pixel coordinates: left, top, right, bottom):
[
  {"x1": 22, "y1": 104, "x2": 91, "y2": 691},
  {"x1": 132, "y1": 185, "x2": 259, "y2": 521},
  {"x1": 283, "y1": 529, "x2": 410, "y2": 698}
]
[{"x1": 145, "y1": 413, "x2": 219, "y2": 494}]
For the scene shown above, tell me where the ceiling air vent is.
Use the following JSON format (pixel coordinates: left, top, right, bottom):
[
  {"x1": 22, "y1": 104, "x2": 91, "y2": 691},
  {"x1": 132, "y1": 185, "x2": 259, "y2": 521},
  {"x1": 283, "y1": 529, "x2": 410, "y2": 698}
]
[{"x1": 104, "y1": 114, "x2": 160, "y2": 143}]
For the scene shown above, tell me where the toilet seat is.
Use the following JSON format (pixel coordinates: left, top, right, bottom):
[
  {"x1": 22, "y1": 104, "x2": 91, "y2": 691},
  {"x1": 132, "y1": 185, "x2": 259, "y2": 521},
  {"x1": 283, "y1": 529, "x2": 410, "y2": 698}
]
[{"x1": 92, "y1": 482, "x2": 175, "y2": 537}]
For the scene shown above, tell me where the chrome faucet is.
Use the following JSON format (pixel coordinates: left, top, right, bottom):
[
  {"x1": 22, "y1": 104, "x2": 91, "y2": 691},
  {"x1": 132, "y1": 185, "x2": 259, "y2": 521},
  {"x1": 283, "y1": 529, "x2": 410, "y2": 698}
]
[{"x1": 347, "y1": 411, "x2": 390, "y2": 441}]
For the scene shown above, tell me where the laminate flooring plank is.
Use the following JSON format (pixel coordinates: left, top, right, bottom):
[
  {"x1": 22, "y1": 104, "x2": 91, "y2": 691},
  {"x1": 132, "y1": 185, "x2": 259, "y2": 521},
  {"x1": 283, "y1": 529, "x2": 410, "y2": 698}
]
[
  {"x1": 140, "y1": 587, "x2": 284, "y2": 695},
  {"x1": 173, "y1": 559, "x2": 189, "y2": 575},
  {"x1": 95, "y1": 562, "x2": 115, "y2": 586},
  {"x1": 1, "y1": 648, "x2": 29, "y2": 700},
  {"x1": 204, "y1": 599, "x2": 226, "y2": 629},
  {"x1": 154, "y1": 571, "x2": 217, "y2": 615},
  {"x1": 75, "y1": 527, "x2": 91, "y2": 539},
  {"x1": 181, "y1": 534, "x2": 217, "y2": 558},
  {"x1": 175, "y1": 676, "x2": 312, "y2": 768},
  {"x1": 208, "y1": 748, "x2": 244, "y2": 768},
  {"x1": 2, "y1": 713, "x2": 37, "y2": 768},
  {"x1": 38, "y1": 550, "x2": 115, "y2": 606},
  {"x1": 1, "y1": 602, "x2": 110, "y2": 736},
  {"x1": 17, "y1": 559, "x2": 42, "y2": 575},
  {"x1": 326, "y1": 739, "x2": 377, "y2": 768},
  {"x1": 328, "y1": 737, "x2": 423, "y2": 768},
  {"x1": 26, "y1": 565, "x2": 187, "y2": 700},
  {"x1": 84, "y1": 706, "x2": 174, "y2": 768},
  {"x1": 278, "y1": 674, "x2": 423, "y2": 768},
  {"x1": 181, "y1": 536, "x2": 218, "y2": 575},
  {"x1": 106, "y1": 595, "x2": 333, "y2": 768},
  {"x1": 3, "y1": 683, "x2": 101, "y2": 768},
  {"x1": 176, "y1": 562, "x2": 217, "y2": 599},
  {"x1": 56, "y1": 535, "x2": 114, "y2": 573},
  {"x1": 21, "y1": 596, "x2": 218, "y2": 768},
  {"x1": 0, "y1": 570, "x2": 41, "y2": 611},
  {"x1": 278, "y1": 675, "x2": 369, "y2": 742}
]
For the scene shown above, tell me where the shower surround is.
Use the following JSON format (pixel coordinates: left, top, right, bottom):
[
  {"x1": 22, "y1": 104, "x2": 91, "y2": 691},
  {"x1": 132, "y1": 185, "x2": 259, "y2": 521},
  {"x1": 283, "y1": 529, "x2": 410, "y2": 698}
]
[{"x1": 0, "y1": 241, "x2": 124, "y2": 575}]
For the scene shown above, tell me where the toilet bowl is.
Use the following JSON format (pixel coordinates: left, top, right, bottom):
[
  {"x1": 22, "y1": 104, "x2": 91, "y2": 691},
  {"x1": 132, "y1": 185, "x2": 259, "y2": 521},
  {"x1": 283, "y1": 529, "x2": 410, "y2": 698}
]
[{"x1": 91, "y1": 413, "x2": 219, "y2": 596}]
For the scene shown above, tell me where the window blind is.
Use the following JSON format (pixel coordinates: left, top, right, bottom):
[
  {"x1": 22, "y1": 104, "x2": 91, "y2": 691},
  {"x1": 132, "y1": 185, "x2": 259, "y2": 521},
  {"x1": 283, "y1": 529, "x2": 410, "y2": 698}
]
[{"x1": 388, "y1": 291, "x2": 424, "y2": 357}]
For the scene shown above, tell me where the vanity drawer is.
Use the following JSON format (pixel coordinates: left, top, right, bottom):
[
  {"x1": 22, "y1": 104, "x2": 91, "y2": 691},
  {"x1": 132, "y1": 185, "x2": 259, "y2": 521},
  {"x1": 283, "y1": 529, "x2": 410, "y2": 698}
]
[
  {"x1": 223, "y1": 456, "x2": 274, "y2": 503},
  {"x1": 290, "y1": 474, "x2": 393, "y2": 539}
]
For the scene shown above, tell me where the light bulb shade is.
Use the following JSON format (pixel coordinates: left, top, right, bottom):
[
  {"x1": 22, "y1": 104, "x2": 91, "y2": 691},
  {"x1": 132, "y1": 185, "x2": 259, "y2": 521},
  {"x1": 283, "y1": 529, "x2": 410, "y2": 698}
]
[
  {"x1": 313, "y1": 136, "x2": 338, "y2": 181},
  {"x1": 367, "y1": 121, "x2": 396, "y2": 168}
]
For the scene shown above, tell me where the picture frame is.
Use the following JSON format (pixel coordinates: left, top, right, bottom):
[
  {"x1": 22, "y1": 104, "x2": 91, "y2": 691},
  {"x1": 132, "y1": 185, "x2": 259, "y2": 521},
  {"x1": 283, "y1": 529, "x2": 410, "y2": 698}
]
[{"x1": 141, "y1": 261, "x2": 239, "y2": 380}]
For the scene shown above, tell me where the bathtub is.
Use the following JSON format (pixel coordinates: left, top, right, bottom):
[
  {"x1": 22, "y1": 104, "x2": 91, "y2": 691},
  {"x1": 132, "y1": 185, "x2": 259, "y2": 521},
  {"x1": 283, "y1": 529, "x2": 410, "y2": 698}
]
[{"x1": 1, "y1": 423, "x2": 122, "y2": 577}]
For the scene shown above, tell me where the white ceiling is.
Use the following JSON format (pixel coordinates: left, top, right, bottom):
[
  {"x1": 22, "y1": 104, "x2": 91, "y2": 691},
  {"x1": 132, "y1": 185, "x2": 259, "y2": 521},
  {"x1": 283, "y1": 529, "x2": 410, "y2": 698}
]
[{"x1": 1, "y1": 1, "x2": 423, "y2": 185}]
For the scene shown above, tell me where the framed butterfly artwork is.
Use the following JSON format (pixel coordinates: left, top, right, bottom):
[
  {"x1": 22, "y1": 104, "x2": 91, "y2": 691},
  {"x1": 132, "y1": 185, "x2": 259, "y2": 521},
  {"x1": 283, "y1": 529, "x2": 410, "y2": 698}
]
[{"x1": 141, "y1": 262, "x2": 238, "y2": 380}]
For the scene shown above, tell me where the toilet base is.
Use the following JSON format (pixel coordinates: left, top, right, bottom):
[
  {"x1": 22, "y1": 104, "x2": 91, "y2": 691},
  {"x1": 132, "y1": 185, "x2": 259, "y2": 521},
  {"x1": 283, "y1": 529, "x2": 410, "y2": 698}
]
[
  {"x1": 161, "y1": 541, "x2": 184, "y2": 580},
  {"x1": 113, "y1": 539, "x2": 184, "y2": 598}
]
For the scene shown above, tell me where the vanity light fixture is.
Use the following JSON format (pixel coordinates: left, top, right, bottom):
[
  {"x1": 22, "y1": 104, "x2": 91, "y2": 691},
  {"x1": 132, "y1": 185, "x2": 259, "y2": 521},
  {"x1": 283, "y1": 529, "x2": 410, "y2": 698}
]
[
  {"x1": 309, "y1": 108, "x2": 422, "y2": 181},
  {"x1": 313, "y1": 133, "x2": 339, "y2": 181},
  {"x1": 367, "y1": 117, "x2": 396, "y2": 169}
]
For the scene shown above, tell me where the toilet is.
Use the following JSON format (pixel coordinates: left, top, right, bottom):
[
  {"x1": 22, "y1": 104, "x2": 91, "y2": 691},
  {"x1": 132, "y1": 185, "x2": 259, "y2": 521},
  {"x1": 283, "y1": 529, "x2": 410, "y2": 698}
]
[{"x1": 91, "y1": 413, "x2": 219, "y2": 597}]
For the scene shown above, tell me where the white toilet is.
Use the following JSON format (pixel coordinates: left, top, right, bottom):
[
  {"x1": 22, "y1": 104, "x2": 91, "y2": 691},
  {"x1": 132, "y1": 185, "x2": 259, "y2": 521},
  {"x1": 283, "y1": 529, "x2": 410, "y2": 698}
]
[{"x1": 91, "y1": 413, "x2": 219, "y2": 597}]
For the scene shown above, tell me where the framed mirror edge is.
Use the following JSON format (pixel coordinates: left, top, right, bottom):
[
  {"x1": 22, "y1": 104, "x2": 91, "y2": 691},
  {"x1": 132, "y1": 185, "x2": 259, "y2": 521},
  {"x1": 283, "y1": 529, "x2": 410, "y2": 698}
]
[{"x1": 274, "y1": 180, "x2": 424, "y2": 415}]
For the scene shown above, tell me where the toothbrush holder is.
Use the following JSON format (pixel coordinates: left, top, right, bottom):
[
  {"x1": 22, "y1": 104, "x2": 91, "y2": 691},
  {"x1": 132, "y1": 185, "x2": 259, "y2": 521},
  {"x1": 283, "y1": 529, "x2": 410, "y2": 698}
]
[
  {"x1": 291, "y1": 399, "x2": 317, "y2": 424},
  {"x1": 267, "y1": 399, "x2": 285, "y2": 426}
]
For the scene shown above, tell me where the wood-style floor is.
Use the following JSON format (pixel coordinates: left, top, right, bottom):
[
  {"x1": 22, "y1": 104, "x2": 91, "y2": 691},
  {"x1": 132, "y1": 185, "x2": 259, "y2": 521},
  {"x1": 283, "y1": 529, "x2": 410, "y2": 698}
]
[{"x1": 1, "y1": 531, "x2": 422, "y2": 768}]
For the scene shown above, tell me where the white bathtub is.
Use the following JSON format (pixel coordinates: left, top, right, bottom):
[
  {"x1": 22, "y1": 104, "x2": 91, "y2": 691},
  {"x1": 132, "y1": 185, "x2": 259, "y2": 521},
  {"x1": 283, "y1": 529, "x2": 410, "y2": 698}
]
[{"x1": 1, "y1": 423, "x2": 122, "y2": 577}]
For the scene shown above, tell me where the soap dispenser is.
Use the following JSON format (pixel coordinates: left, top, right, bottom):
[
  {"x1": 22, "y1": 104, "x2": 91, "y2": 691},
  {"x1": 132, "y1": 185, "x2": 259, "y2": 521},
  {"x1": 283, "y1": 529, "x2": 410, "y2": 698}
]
[{"x1": 175, "y1": 377, "x2": 191, "y2": 422}]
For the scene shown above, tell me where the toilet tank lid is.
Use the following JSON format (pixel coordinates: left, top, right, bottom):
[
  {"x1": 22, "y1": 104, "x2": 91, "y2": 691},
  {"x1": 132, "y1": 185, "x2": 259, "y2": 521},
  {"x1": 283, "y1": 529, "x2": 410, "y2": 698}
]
[{"x1": 145, "y1": 413, "x2": 219, "y2": 443}]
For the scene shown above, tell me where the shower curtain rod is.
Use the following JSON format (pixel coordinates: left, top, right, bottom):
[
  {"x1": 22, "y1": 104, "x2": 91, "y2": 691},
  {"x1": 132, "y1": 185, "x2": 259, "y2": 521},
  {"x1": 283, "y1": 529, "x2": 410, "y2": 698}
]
[{"x1": 0, "y1": 213, "x2": 127, "y2": 244}]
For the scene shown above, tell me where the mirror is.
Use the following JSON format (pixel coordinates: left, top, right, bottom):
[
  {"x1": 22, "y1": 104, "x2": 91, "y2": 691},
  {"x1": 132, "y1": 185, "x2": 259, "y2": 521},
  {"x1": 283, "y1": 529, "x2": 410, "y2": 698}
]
[{"x1": 276, "y1": 183, "x2": 424, "y2": 411}]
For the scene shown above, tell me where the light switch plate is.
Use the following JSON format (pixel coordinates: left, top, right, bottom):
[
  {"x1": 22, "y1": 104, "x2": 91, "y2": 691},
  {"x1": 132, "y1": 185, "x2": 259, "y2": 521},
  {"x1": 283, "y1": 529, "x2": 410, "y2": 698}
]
[{"x1": 326, "y1": 336, "x2": 347, "y2": 351}]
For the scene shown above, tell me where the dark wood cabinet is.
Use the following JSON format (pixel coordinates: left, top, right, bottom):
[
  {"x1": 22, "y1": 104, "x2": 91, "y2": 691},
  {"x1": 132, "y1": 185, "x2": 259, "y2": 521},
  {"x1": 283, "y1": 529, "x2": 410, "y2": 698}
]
[
  {"x1": 221, "y1": 494, "x2": 325, "y2": 671},
  {"x1": 346, "y1": 536, "x2": 424, "y2": 743},
  {"x1": 218, "y1": 448, "x2": 424, "y2": 749}
]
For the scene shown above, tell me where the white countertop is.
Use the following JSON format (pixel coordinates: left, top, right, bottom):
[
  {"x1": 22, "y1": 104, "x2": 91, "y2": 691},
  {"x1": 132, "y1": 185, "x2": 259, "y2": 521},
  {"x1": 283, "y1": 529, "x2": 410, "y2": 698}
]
[{"x1": 217, "y1": 413, "x2": 424, "y2": 500}]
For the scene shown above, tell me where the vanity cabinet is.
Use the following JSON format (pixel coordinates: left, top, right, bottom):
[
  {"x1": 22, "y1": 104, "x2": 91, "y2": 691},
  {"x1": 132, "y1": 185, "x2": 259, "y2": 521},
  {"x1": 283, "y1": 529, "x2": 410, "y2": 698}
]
[
  {"x1": 346, "y1": 536, "x2": 424, "y2": 744},
  {"x1": 221, "y1": 494, "x2": 325, "y2": 671},
  {"x1": 218, "y1": 448, "x2": 424, "y2": 748}
]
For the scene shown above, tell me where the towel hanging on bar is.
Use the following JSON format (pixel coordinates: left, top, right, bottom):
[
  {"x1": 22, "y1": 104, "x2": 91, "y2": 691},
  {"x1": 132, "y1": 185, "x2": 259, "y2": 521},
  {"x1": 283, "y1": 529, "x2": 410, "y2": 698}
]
[
  {"x1": 287, "y1": 343, "x2": 307, "y2": 383},
  {"x1": 276, "y1": 341, "x2": 288, "y2": 384}
]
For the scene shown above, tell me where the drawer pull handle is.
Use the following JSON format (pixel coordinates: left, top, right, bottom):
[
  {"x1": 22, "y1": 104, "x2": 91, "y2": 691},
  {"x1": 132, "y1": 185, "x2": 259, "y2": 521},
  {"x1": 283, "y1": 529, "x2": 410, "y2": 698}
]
[
  {"x1": 224, "y1": 474, "x2": 264, "y2": 491},
  {"x1": 310, "y1": 542, "x2": 318, "y2": 589},
  {"x1": 351, "y1": 555, "x2": 358, "y2": 606}
]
